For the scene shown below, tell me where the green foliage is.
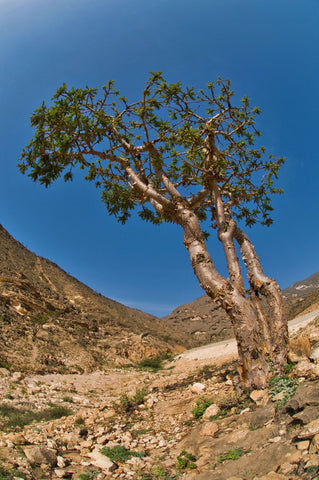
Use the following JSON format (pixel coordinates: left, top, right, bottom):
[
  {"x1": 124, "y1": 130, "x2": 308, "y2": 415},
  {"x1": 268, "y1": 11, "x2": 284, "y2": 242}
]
[
  {"x1": 0, "y1": 466, "x2": 12, "y2": 480},
  {"x1": 79, "y1": 471, "x2": 98, "y2": 480},
  {"x1": 0, "y1": 358, "x2": 11, "y2": 370},
  {"x1": 269, "y1": 374, "x2": 298, "y2": 407},
  {"x1": 283, "y1": 362, "x2": 297, "y2": 374},
  {"x1": 62, "y1": 396, "x2": 74, "y2": 403},
  {"x1": 19, "y1": 73, "x2": 284, "y2": 229},
  {"x1": 192, "y1": 396, "x2": 212, "y2": 418},
  {"x1": 75, "y1": 416, "x2": 85, "y2": 425},
  {"x1": 136, "y1": 353, "x2": 173, "y2": 372},
  {"x1": 0, "y1": 403, "x2": 72, "y2": 430},
  {"x1": 217, "y1": 447, "x2": 249, "y2": 463},
  {"x1": 100, "y1": 445, "x2": 145, "y2": 463},
  {"x1": 31, "y1": 312, "x2": 51, "y2": 325},
  {"x1": 176, "y1": 450, "x2": 197, "y2": 470},
  {"x1": 114, "y1": 388, "x2": 148, "y2": 413},
  {"x1": 137, "y1": 466, "x2": 178, "y2": 480},
  {"x1": 0, "y1": 465, "x2": 22, "y2": 480}
]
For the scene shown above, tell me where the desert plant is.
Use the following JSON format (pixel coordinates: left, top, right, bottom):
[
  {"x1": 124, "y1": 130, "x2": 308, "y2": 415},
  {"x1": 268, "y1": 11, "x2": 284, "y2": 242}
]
[
  {"x1": 136, "y1": 353, "x2": 173, "y2": 372},
  {"x1": 192, "y1": 397, "x2": 212, "y2": 419},
  {"x1": 75, "y1": 416, "x2": 85, "y2": 426},
  {"x1": 79, "y1": 470, "x2": 98, "y2": 480},
  {"x1": 0, "y1": 403, "x2": 72, "y2": 430},
  {"x1": 269, "y1": 374, "x2": 298, "y2": 407},
  {"x1": 115, "y1": 388, "x2": 148, "y2": 413},
  {"x1": 100, "y1": 445, "x2": 145, "y2": 463},
  {"x1": 217, "y1": 447, "x2": 249, "y2": 463},
  {"x1": 176, "y1": 450, "x2": 197, "y2": 470}
]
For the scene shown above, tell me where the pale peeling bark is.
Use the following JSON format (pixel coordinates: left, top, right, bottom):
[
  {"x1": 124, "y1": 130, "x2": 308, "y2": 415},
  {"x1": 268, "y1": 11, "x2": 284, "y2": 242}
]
[
  {"x1": 234, "y1": 227, "x2": 288, "y2": 371},
  {"x1": 175, "y1": 204, "x2": 277, "y2": 388}
]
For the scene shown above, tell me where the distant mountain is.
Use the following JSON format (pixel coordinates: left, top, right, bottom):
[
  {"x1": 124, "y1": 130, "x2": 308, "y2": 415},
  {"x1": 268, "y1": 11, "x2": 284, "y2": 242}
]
[
  {"x1": 162, "y1": 272, "x2": 319, "y2": 347},
  {"x1": 282, "y1": 272, "x2": 319, "y2": 298},
  {"x1": 0, "y1": 224, "x2": 188, "y2": 373}
]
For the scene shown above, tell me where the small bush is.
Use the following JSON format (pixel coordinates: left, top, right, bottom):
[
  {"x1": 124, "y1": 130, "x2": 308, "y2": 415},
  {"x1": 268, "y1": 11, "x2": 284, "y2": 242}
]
[
  {"x1": 79, "y1": 470, "x2": 98, "y2": 480},
  {"x1": 283, "y1": 362, "x2": 297, "y2": 374},
  {"x1": 192, "y1": 397, "x2": 212, "y2": 419},
  {"x1": 75, "y1": 416, "x2": 85, "y2": 426},
  {"x1": 136, "y1": 353, "x2": 173, "y2": 372},
  {"x1": 115, "y1": 388, "x2": 148, "y2": 413},
  {"x1": 177, "y1": 449, "x2": 197, "y2": 470},
  {"x1": 269, "y1": 374, "x2": 298, "y2": 407},
  {"x1": 101, "y1": 445, "x2": 145, "y2": 463},
  {"x1": 0, "y1": 403, "x2": 72, "y2": 430},
  {"x1": 0, "y1": 465, "x2": 12, "y2": 480},
  {"x1": 62, "y1": 396, "x2": 74, "y2": 403},
  {"x1": 217, "y1": 447, "x2": 248, "y2": 463}
]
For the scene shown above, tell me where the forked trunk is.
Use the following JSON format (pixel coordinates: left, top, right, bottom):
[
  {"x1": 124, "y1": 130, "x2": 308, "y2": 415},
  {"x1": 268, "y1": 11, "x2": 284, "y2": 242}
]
[{"x1": 177, "y1": 206, "x2": 288, "y2": 389}]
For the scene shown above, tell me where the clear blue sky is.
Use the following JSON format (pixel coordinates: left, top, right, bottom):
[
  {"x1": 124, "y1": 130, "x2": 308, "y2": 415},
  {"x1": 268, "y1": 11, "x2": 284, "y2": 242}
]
[{"x1": 0, "y1": 0, "x2": 318, "y2": 317}]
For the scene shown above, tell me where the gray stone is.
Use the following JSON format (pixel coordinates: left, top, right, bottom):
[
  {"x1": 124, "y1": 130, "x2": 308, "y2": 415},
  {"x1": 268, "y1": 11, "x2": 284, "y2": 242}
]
[
  {"x1": 293, "y1": 359, "x2": 319, "y2": 378},
  {"x1": 293, "y1": 406, "x2": 319, "y2": 424},
  {"x1": 250, "y1": 405, "x2": 275, "y2": 429},
  {"x1": 23, "y1": 446, "x2": 57, "y2": 466},
  {"x1": 309, "y1": 433, "x2": 319, "y2": 454},
  {"x1": 285, "y1": 381, "x2": 319, "y2": 412},
  {"x1": 298, "y1": 419, "x2": 319, "y2": 440}
]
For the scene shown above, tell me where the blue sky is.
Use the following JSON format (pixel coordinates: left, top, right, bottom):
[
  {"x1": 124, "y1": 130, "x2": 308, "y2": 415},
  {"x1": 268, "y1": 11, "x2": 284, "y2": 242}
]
[{"x1": 0, "y1": 0, "x2": 318, "y2": 317}]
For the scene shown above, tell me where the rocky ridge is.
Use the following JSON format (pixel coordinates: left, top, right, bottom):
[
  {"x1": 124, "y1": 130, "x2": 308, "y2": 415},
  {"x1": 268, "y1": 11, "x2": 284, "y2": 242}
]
[
  {"x1": 0, "y1": 315, "x2": 319, "y2": 480},
  {"x1": 0, "y1": 224, "x2": 190, "y2": 373},
  {"x1": 162, "y1": 274, "x2": 319, "y2": 348}
]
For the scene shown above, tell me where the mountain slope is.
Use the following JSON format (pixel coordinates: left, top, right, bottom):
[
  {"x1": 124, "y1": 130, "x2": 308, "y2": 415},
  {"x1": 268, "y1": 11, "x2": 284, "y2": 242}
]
[
  {"x1": 0, "y1": 224, "x2": 187, "y2": 373},
  {"x1": 162, "y1": 272, "x2": 319, "y2": 347}
]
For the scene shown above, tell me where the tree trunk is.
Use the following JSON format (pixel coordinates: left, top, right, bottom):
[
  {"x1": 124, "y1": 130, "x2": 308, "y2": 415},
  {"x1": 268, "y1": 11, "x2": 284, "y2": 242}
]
[
  {"x1": 176, "y1": 205, "x2": 287, "y2": 389},
  {"x1": 234, "y1": 227, "x2": 288, "y2": 373}
]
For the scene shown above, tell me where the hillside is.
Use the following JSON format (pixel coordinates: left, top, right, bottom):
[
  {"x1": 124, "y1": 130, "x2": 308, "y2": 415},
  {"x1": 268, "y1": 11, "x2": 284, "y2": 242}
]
[
  {"x1": 162, "y1": 273, "x2": 319, "y2": 347},
  {"x1": 0, "y1": 224, "x2": 188, "y2": 373}
]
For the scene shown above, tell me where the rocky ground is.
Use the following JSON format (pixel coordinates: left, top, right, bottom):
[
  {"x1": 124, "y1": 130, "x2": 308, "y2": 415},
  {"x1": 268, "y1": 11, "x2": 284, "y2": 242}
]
[{"x1": 1, "y1": 316, "x2": 319, "y2": 480}]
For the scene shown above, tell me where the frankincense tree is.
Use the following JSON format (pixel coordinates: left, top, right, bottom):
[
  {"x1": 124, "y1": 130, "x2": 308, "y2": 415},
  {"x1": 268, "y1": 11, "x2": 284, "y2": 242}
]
[{"x1": 18, "y1": 72, "x2": 288, "y2": 388}]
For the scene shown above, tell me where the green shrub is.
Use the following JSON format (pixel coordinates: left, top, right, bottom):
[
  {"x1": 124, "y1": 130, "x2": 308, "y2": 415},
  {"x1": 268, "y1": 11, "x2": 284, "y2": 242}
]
[
  {"x1": 177, "y1": 449, "x2": 197, "y2": 469},
  {"x1": 115, "y1": 388, "x2": 148, "y2": 413},
  {"x1": 269, "y1": 374, "x2": 298, "y2": 407},
  {"x1": 217, "y1": 447, "x2": 248, "y2": 463},
  {"x1": 283, "y1": 362, "x2": 297, "y2": 374},
  {"x1": 192, "y1": 397, "x2": 212, "y2": 419},
  {"x1": 101, "y1": 445, "x2": 145, "y2": 463},
  {"x1": 136, "y1": 353, "x2": 172, "y2": 372},
  {"x1": 0, "y1": 403, "x2": 72, "y2": 430},
  {"x1": 0, "y1": 465, "x2": 12, "y2": 480},
  {"x1": 79, "y1": 470, "x2": 98, "y2": 480}
]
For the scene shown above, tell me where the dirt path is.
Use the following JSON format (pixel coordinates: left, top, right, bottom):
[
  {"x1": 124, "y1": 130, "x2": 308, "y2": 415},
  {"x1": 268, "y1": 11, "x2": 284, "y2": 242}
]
[{"x1": 172, "y1": 308, "x2": 319, "y2": 371}]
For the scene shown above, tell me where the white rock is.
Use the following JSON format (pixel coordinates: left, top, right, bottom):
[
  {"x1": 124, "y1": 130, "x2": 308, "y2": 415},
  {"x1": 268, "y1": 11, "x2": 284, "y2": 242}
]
[
  {"x1": 202, "y1": 404, "x2": 219, "y2": 420},
  {"x1": 87, "y1": 448, "x2": 117, "y2": 472},
  {"x1": 56, "y1": 456, "x2": 67, "y2": 468},
  {"x1": 190, "y1": 383, "x2": 206, "y2": 394}
]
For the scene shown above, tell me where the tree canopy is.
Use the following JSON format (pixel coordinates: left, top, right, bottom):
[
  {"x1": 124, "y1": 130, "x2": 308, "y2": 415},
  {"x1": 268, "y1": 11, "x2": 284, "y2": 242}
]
[{"x1": 19, "y1": 72, "x2": 284, "y2": 231}]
